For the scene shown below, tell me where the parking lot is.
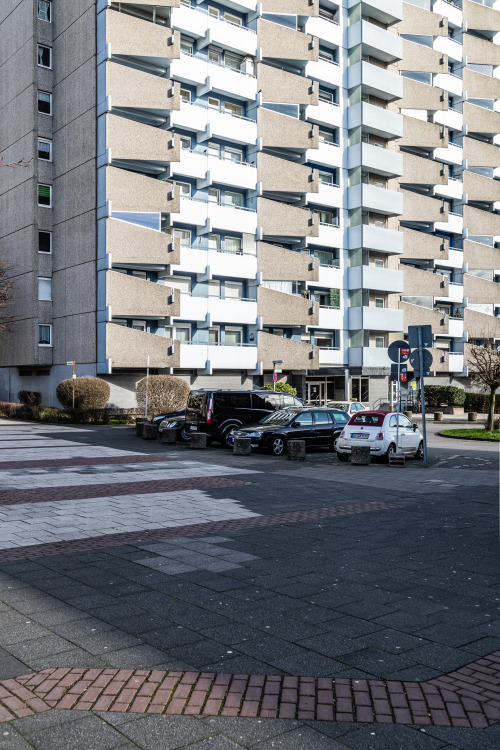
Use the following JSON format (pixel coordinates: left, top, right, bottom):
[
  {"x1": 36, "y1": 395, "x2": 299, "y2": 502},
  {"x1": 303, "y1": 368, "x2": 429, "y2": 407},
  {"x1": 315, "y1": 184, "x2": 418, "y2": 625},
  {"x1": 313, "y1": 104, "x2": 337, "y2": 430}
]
[{"x1": 0, "y1": 417, "x2": 498, "y2": 749}]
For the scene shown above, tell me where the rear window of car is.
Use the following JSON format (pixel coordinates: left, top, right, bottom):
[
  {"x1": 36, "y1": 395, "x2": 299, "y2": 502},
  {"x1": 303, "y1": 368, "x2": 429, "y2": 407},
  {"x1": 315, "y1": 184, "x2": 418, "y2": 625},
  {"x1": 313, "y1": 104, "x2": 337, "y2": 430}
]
[
  {"x1": 252, "y1": 392, "x2": 282, "y2": 410},
  {"x1": 187, "y1": 391, "x2": 207, "y2": 413},
  {"x1": 349, "y1": 413, "x2": 384, "y2": 426}
]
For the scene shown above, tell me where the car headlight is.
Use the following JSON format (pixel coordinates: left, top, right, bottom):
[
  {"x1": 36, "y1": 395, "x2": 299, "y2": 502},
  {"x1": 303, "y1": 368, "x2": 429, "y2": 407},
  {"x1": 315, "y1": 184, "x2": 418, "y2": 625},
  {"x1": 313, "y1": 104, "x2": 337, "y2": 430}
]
[{"x1": 247, "y1": 432, "x2": 262, "y2": 439}]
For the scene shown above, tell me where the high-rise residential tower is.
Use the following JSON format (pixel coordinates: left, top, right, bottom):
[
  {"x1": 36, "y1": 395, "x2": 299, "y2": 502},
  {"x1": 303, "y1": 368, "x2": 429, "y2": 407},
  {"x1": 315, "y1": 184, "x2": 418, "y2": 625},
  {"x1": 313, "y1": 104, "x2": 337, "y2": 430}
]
[{"x1": 0, "y1": 0, "x2": 498, "y2": 407}]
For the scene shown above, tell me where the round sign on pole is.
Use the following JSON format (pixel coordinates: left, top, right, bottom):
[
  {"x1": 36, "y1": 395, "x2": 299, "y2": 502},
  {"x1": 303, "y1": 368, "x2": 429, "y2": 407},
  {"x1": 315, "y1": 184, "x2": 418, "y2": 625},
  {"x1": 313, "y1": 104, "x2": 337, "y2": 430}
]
[
  {"x1": 272, "y1": 372, "x2": 278, "y2": 382},
  {"x1": 410, "y1": 349, "x2": 433, "y2": 372},
  {"x1": 387, "y1": 340, "x2": 411, "y2": 364}
]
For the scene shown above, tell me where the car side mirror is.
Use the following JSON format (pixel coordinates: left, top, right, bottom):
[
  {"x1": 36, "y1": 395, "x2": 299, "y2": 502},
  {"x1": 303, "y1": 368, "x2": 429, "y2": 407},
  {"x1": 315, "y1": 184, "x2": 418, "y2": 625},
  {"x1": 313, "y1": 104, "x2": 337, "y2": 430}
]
[
  {"x1": 413, "y1": 424, "x2": 418, "y2": 431},
  {"x1": 292, "y1": 422, "x2": 300, "y2": 428}
]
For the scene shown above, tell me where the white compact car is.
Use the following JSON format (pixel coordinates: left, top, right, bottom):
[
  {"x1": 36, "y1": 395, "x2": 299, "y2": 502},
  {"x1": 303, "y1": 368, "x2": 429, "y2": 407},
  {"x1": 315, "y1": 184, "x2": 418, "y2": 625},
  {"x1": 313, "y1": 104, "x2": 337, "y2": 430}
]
[{"x1": 336, "y1": 410, "x2": 424, "y2": 461}]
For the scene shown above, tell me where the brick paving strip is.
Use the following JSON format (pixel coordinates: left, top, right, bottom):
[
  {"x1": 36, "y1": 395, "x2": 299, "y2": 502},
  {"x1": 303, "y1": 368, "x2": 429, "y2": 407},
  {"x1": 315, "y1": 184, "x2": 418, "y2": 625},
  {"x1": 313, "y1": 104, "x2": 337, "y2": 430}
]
[
  {"x1": 1, "y1": 653, "x2": 500, "y2": 728},
  {"x1": 0, "y1": 500, "x2": 400, "y2": 562}
]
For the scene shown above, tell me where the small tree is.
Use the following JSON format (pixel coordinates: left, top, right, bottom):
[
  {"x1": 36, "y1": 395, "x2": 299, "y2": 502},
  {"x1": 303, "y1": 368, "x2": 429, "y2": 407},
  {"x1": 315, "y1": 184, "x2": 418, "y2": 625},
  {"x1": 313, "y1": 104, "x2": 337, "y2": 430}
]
[
  {"x1": 261, "y1": 382, "x2": 297, "y2": 396},
  {"x1": 467, "y1": 343, "x2": 500, "y2": 431},
  {"x1": 136, "y1": 374, "x2": 190, "y2": 416},
  {"x1": 56, "y1": 377, "x2": 110, "y2": 410}
]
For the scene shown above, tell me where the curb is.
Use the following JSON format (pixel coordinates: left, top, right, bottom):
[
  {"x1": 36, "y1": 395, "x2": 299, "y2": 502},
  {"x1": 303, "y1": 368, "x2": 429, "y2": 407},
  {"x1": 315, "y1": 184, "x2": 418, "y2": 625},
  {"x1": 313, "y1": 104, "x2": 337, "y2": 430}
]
[{"x1": 438, "y1": 431, "x2": 499, "y2": 443}]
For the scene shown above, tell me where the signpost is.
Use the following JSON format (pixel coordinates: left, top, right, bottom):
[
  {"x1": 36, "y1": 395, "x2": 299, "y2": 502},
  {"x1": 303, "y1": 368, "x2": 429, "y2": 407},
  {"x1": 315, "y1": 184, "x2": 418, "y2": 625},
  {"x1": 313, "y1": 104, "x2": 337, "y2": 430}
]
[
  {"x1": 387, "y1": 340, "x2": 410, "y2": 455},
  {"x1": 408, "y1": 326, "x2": 433, "y2": 468},
  {"x1": 272, "y1": 360, "x2": 283, "y2": 392},
  {"x1": 145, "y1": 355, "x2": 150, "y2": 419},
  {"x1": 67, "y1": 361, "x2": 76, "y2": 409}
]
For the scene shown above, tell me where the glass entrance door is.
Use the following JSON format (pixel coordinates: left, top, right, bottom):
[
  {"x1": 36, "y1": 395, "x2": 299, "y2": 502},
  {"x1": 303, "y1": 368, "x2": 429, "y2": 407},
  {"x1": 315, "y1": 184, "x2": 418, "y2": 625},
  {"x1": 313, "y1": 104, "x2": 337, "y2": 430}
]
[{"x1": 307, "y1": 381, "x2": 325, "y2": 405}]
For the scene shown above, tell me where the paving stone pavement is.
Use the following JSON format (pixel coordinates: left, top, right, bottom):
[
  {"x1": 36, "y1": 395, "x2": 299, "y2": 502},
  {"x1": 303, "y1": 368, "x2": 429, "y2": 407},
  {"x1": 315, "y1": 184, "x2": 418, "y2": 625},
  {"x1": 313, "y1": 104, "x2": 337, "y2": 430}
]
[{"x1": 0, "y1": 418, "x2": 498, "y2": 749}]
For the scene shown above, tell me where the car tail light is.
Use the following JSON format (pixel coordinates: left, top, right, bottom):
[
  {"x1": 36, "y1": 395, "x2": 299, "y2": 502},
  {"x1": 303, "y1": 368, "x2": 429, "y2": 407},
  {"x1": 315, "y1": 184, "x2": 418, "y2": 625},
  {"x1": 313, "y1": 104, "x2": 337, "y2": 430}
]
[
  {"x1": 376, "y1": 432, "x2": 384, "y2": 441},
  {"x1": 206, "y1": 396, "x2": 213, "y2": 424},
  {"x1": 340, "y1": 430, "x2": 345, "y2": 438}
]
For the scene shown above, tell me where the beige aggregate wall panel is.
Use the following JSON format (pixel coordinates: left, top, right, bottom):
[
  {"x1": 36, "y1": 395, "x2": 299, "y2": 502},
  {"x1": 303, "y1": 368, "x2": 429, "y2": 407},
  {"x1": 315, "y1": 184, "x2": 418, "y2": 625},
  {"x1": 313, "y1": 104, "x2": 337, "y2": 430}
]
[
  {"x1": 464, "y1": 307, "x2": 500, "y2": 338},
  {"x1": 463, "y1": 273, "x2": 500, "y2": 304},
  {"x1": 106, "y1": 62, "x2": 180, "y2": 111},
  {"x1": 258, "y1": 153, "x2": 318, "y2": 193},
  {"x1": 0, "y1": 318, "x2": 38, "y2": 367},
  {"x1": 463, "y1": 68, "x2": 500, "y2": 100},
  {"x1": 400, "y1": 227, "x2": 449, "y2": 260},
  {"x1": 400, "y1": 301, "x2": 449, "y2": 334},
  {"x1": 257, "y1": 63, "x2": 317, "y2": 105},
  {"x1": 106, "y1": 115, "x2": 180, "y2": 162},
  {"x1": 258, "y1": 287, "x2": 319, "y2": 326},
  {"x1": 257, "y1": 242, "x2": 319, "y2": 282},
  {"x1": 464, "y1": 206, "x2": 500, "y2": 236},
  {"x1": 397, "y1": 41, "x2": 446, "y2": 73},
  {"x1": 402, "y1": 77, "x2": 447, "y2": 111},
  {"x1": 107, "y1": 220, "x2": 181, "y2": 267},
  {"x1": 52, "y1": 212, "x2": 96, "y2": 273},
  {"x1": 463, "y1": 0, "x2": 499, "y2": 31},
  {"x1": 400, "y1": 190, "x2": 447, "y2": 223},
  {"x1": 3, "y1": 272, "x2": 38, "y2": 323},
  {"x1": 464, "y1": 137, "x2": 500, "y2": 168},
  {"x1": 0, "y1": 226, "x2": 36, "y2": 280},
  {"x1": 464, "y1": 102, "x2": 500, "y2": 135},
  {"x1": 464, "y1": 171, "x2": 500, "y2": 203},
  {"x1": 107, "y1": 271, "x2": 180, "y2": 318},
  {"x1": 258, "y1": 331, "x2": 319, "y2": 371},
  {"x1": 52, "y1": 261, "x2": 96, "y2": 319},
  {"x1": 403, "y1": 265, "x2": 449, "y2": 297},
  {"x1": 258, "y1": 198, "x2": 319, "y2": 238},
  {"x1": 261, "y1": 0, "x2": 319, "y2": 14},
  {"x1": 399, "y1": 116, "x2": 445, "y2": 148},
  {"x1": 53, "y1": 5, "x2": 95, "y2": 86},
  {"x1": 258, "y1": 108, "x2": 318, "y2": 149},
  {"x1": 464, "y1": 240, "x2": 500, "y2": 270},
  {"x1": 107, "y1": 324, "x2": 179, "y2": 370},
  {"x1": 106, "y1": 167, "x2": 180, "y2": 213},
  {"x1": 257, "y1": 20, "x2": 318, "y2": 62},
  {"x1": 106, "y1": 9, "x2": 180, "y2": 60},
  {"x1": 399, "y1": 152, "x2": 447, "y2": 186},
  {"x1": 397, "y1": 4, "x2": 447, "y2": 36},
  {"x1": 463, "y1": 34, "x2": 500, "y2": 66}
]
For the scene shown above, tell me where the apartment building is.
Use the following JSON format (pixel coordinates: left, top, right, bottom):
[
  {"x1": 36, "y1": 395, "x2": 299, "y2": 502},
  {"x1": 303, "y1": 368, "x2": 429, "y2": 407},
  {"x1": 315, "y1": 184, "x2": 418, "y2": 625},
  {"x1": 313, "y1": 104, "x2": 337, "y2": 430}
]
[{"x1": 0, "y1": 0, "x2": 498, "y2": 408}]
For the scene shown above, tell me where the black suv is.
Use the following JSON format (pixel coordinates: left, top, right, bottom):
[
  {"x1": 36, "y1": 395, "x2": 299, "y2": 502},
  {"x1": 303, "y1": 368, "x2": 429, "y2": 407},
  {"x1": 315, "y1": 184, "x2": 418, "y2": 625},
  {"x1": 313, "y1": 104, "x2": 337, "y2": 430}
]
[{"x1": 185, "y1": 389, "x2": 303, "y2": 446}]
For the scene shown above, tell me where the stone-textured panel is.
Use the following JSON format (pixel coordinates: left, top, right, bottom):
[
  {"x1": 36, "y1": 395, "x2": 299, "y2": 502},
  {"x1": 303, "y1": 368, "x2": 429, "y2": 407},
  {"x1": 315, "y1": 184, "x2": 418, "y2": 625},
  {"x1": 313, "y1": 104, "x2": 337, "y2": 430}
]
[
  {"x1": 400, "y1": 301, "x2": 450, "y2": 334},
  {"x1": 257, "y1": 19, "x2": 318, "y2": 62},
  {"x1": 258, "y1": 198, "x2": 319, "y2": 238},
  {"x1": 52, "y1": 261, "x2": 96, "y2": 319},
  {"x1": 53, "y1": 311, "x2": 97, "y2": 365},
  {"x1": 261, "y1": 0, "x2": 319, "y2": 14},
  {"x1": 106, "y1": 271, "x2": 180, "y2": 318},
  {"x1": 464, "y1": 171, "x2": 500, "y2": 203},
  {"x1": 463, "y1": 68, "x2": 500, "y2": 100},
  {"x1": 106, "y1": 167, "x2": 180, "y2": 214},
  {"x1": 106, "y1": 62, "x2": 180, "y2": 111},
  {"x1": 464, "y1": 307, "x2": 500, "y2": 338},
  {"x1": 258, "y1": 286, "x2": 319, "y2": 326},
  {"x1": 257, "y1": 63, "x2": 317, "y2": 105},
  {"x1": 258, "y1": 153, "x2": 318, "y2": 193},
  {"x1": 403, "y1": 265, "x2": 449, "y2": 297},
  {"x1": 107, "y1": 323, "x2": 179, "y2": 370},
  {"x1": 107, "y1": 220, "x2": 180, "y2": 267},
  {"x1": 257, "y1": 242, "x2": 319, "y2": 282},
  {"x1": 464, "y1": 206, "x2": 500, "y2": 236},
  {"x1": 464, "y1": 137, "x2": 500, "y2": 168},
  {"x1": 463, "y1": 0, "x2": 500, "y2": 31},
  {"x1": 397, "y1": 40, "x2": 446, "y2": 73},
  {"x1": 400, "y1": 227, "x2": 449, "y2": 261},
  {"x1": 397, "y1": 3, "x2": 447, "y2": 36},
  {"x1": 399, "y1": 190, "x2": 447, "y2": 223},
  {"x1": 463, "y1": 273, "x2": 500, "y2": 304},
  {"x1": 399, "y1": 152, "x2": 447, "y2": 186},
  {"x1": 464, "y1": 102, "x2": 500, "y2": 136},
  {"x1": 402, "y1": 77, "x2": 447, "y2": 111},
  {"x1": 53, "y1": 6, "x2": 96, "y2": 86},
  {"x1": 399, "y1": 116, "x2": 445, "y2": 148},
  {"x1": 257, "y1": 107, "x2": 318, "y2": 150},
  {"x1": 258, "y1": 331, "x2": 319, "y2": 371},
  {"x1": 106, "y1": 115, "x2": 180, "y2": 163},
  {"x1": 106, "y1": 9, "x2": 180, "y2": 60},
  {"x1": 464, "y1": 240, "x2": 500, "y2": 270},
  {"x1": 463, "y1": 34, "x2": 500, "y2": 66}
]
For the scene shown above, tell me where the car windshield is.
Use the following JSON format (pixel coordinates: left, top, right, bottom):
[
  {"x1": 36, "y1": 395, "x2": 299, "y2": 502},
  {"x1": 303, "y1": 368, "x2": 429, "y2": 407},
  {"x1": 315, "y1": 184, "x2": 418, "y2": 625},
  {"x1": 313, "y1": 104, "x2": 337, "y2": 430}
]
[
  {"x1": 329, "y1": 403, "x2": 348, "y2": 411},
  {"x1": 259, "y1": 410, "x2": 296, "y2": 426}
]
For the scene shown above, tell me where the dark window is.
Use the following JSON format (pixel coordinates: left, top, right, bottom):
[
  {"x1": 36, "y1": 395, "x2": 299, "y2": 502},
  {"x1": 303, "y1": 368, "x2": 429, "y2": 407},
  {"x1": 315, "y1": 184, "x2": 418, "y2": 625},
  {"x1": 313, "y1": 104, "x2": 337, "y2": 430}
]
[
  {"x1": 253, "y1": 392, "x2": 282, "y2": 409},
  {"x1": 38, "y1": 184, "x2": 51, "y2": 206},
  {"x1": 351, "y1": 413, "x2": 384, "y2": 426},
  {"x1": 38, "y1": 231, "x2": 51, "y2": 253},
  {"x1": 214, "y1": 392, "x2": 251, "y2": 409},
  {"x1": 283, "y1": 395, "x2": 301, "y2": 407},
  {"x1": 313, "y1": 411, "x2": 331, "y2": 424},
  {"x1": 294, "y1": 412, "x2": 313, "y2": 427},
  {"x1": 38, "y1": 0, "x2": 51, "y2": 21},
  {"x1": 37, "y1": 45, "x2": 52, "y2": 68},
  {"x1": 38, "y1": 91, "x2": 52, "y2": 114}
]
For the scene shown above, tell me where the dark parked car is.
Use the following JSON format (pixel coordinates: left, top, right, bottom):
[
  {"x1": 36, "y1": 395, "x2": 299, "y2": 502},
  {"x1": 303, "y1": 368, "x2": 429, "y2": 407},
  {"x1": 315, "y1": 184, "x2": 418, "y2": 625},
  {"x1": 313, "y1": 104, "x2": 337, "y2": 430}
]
[
  {"x1": 151, "y1": 409, "x2": 190, "y2": 442},
  {"x1": 228, "y1": 407, "x2": 350, "y2": 456},
  {"x1": 185, "y1": 389, "x2": 304, "y2": 447}
]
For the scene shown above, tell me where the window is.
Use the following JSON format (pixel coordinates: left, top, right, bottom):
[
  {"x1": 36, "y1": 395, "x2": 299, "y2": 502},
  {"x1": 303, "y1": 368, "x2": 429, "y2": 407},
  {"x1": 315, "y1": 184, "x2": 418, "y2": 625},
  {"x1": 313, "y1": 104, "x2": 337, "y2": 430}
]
[
  {"x1": 225, "y1": 191, "x2": 243, "y2": 208},
  {"x1": 174, "y1": 326, "x2": 191, "y2": 343},
  {"x1": 294, "y1": 412, "x2": 313, "y2": 427},
  {"x1": 375, "y1": 336, "x2": 385, "y2": 348},
  {"x1": 333, "y1": 412, "x2": 349, "y2": 425},
  {"x1": 208, "y1": 5, "x2": 219, "y2": 18},
  {"x1": 225, "y1": 146, "x2": 243, "y2": 163},
  {"x1": 319, "y1": 128, "x2": 337, "y2": 145},
  {"x1": 225, "y1": 328, "x2": 242, "y2": 345},
  {"x1": 319, "y1": 171, "x2": 335, "y2": 186},
  {"x1": 224, "y1": 53, "x2": 243, "y2": 72},
  {"x1": 374, "y1": 259, "x2": 385, "y2": 268},
  {"x1": 208, "y1": 187, "x2": 220, "y2": 203},
  {"x1": 165, "y1": 275, "x2": 192, "y2": 294},
  {"x1": 215, "y1": 392, "x2": 252, "y2": 408},
  {"x1": 180, "y1": 88, "x2": 191, "y2": 103},
  {"x1": 208, "y1": 279, "x2": 221, "y2": 297},
  {"x1": 225, "y1": 236, "x2": 242, "y2": 254},
  {"x1": 38, "y1": 324, "x2": 52, "y2": 346},
  {"x1": 208, "y1": 47, "x2": 222, "y2": 65},
  {"x1": 316, "y1": 210, "x2": 336, "y2": 226},
  {"x1": 224, "y1": 101, "x2": 243, "y2": 117},
  {"x1": 174, "y1": 228, "x2": 191, "y2": 246},
  {"x1": 38, "y1": 277, "x2": 52, "y2": 301},
  {"x1": 209, "y1": 326, "x2": 220, "y2": 344},
  {"x1": 38, "y1": 138, "x2": 52, "y2": 161},
  {"x1": 283, "y1": 395, "x2": 302, "y2": 408},
  {"x1": 37, "y1": 184, "x2": 52, "y2": 207},
  {"x1": 37, "y1": 45, "x2": 52, "y2": 68},
  {"x1": 131, "y1": 320, "x2": 146, "y2": 331},
  {"x1": 208, "y1": 97, "x2": 220, "y2": 110},
  {"x1": 313, "y1": 411, "x2": 332, "y2": 424},
  {"x1": 319, "y1": 87, "x2": 337, "y2": 104},
  {"x1": 351, "y1": 377, "x2": 369, "y2": 402},
  {"x1": 224, "y1": 12, "x2": 242, "y2": 25},
  {"x1": 224, "y1": 281, "x2": 243, "y2": 298},
  {"x1": 375, "y1": 297, "x2": 385, "y2": 308},
  {"x1": 38, "y1": 0, "x2": 51, "y2": 22},
  {"x1": 208, "y1": 142, "x2": 221, "y2": 158},
  {"x1": 38, "y1": 231, "x2": 52, "y2": 253},
  {"x1": 168, "y1": 180, "x2": 191, "y2": 197},
  {"x1": 180, "y1": 37, "x2": 194, "y2": 55},
  {"x1": 319, "y1": 48, "x2": 336, "y2": 64},
  {"x1": 37, "y1": 91, "x2": 52, "y2": 115},
  {"x1": 208, "y1": 233, "x2": 221, "y2": 250},
  {"x1": 180, "y1": 135, "x2": 192, "y2": 150}
]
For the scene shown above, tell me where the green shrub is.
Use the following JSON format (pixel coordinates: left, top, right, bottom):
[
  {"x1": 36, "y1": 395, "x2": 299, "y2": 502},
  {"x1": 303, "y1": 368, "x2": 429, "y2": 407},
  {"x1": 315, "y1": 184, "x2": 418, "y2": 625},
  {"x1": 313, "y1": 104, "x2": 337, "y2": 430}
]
[
  {"x1": 56, "y1": 377, "x2": 110, "y2": 410},
  {"x1": 18, "y1": 391, "x2": 41, "y2": 407},
  {"x1": 424, "y1": 385, "x2": 466, "y2": 407},
  {"x1": 136, "y1": 375, "x2": 190, "y2": 416},
  {"x1": 261, "y1": 382, "x2": 297, "y2": 396},
  {"x1": 464, "y1": 392, "x2": 500, "y2": 414}
]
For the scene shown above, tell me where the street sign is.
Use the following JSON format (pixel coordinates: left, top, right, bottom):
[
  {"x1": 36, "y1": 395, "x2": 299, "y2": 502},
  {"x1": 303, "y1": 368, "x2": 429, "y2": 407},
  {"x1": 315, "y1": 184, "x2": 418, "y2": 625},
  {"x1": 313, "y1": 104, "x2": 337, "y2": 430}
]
[
  {"x1": 388, "y1": 340, "x2": 410, "y2": 364},
  {"x1": 66, "y1": 361, "x2": 74, "y2": 366},
  {"x1": 390, "y1": 364, "x2": 407, "y2": 382},
  {"x1": 408, "y1": 325, "x2": 432, "y2": 349},
  {"x1": 410, "y1": 348, "x2": 433, "y2": 376},
  {"x1": 272, "y1": 372, "x2": 278, "y2": 382}
]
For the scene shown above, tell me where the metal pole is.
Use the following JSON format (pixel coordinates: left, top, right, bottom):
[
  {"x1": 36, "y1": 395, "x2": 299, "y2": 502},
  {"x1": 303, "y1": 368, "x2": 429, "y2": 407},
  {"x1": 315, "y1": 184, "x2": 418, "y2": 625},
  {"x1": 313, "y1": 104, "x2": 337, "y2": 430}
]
[
  {"x1": 273, "y1": 368, "x2": 276, "y2": 392},
  {"x1": 145, "y1": 356, "x2": 150, "y2": 419},
  {"x1": 72, "y1": 361, "x2": 76, "y2": 410},
  {"x1": 396, "y1": 349, "x2": 400, "y2": 452},
  {"x1": 418, "y1": 327, "x2": 428, "y2": 468}
]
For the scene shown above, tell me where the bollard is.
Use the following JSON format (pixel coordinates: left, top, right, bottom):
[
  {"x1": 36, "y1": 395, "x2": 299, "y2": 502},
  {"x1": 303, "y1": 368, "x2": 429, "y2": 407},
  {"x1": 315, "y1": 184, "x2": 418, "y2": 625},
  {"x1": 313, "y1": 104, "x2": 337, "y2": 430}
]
[
  {"x1": 351, "y1": 445, "x2": 371, "y2": 465},
  {"x1": 287, "y1": 440, "x2": 306, "y2": 460},
  {"x1": 160, "y1": 428, "x2": 177, "y2": 444},
  {"x1": 190, "y1": 432, "x2": 207, "y2": 449},
  {"x1": 468, "y1": 412, "x2": 478, "y2": 422},
  {"x1": 135, "y1": 421, "x2": 147, "y2": 437},
  {"x1": 404, "y1": 411, "x2": 413, "y2": 420},
  {"x1": 142, "y1": 423, "x2": 158, "y2": 440},
  {"x1": 434, "y1": 412, "x2": 444, "y2": 422},
  {"x1": 494, "y1": 417, "x2": 500, "y2": 431},
  {"x1": 233, "y1": 437, "x2": 251, "y2": 456}
]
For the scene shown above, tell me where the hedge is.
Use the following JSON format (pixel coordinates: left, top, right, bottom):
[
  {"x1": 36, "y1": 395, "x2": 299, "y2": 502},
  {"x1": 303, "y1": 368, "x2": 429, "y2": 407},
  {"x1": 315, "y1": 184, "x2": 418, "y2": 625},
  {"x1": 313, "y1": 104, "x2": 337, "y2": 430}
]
[
  {"x1": 136, "y1": 375, "x2": 190, "y2": 416},
  {"x1": 0, "y1": 402, "x2": 137, "y2": 425},
  {"x1": 18, "y1": 391, "x2": 42, "y2": 407},
  {"x1": 261, "y1": 383, "x2": 297, "y2": 395},
  {"x1": 464, "y1": 392, "x2": 500, "y2": 414},
  {"x1": 56, "y1": 377, "x2": 110, "y2": 410},
  {"x1": 424, "y1": 386, "x2": 466, "y2": 407}
]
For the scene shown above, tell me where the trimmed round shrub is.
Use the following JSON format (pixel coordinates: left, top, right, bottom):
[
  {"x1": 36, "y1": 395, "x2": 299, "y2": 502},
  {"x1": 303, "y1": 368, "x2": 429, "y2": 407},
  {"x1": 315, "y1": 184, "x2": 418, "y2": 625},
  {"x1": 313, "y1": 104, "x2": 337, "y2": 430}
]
[
  {"x1": 56, "y1": 377, "x2": 110, "y2": 410},
  {"x1": 18, "y1": 391, "x2": 42, "y2": 407},
  {"x1": 136, "y1": 375, "x2": 190, "y2": 416}
]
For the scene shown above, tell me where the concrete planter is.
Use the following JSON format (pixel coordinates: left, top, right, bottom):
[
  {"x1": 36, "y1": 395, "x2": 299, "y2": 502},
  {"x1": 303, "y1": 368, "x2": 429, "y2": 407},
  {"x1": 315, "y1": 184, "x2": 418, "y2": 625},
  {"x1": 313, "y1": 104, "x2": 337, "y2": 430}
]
[
  {"x1": 142, "y1": 423, "x2": 158, "y2": 440},
  {"x1": 233, "y1": 437, "x2": 251, "y2": 456},
  {"x1": 160, "y1": 428, "x2": 177, "y2": 444},
  {"x1": 287, "y1": 440, "x2": 306, "y2": 460},
  {"x1": 434, "y1": 412, "x2": 444, "y2": 422},
  {"x1": 351, "y1": 446, "x2": 370, "y2": 465},
  {"x1": 190, "y1": 432, "x2": 207, "y2": 449}
]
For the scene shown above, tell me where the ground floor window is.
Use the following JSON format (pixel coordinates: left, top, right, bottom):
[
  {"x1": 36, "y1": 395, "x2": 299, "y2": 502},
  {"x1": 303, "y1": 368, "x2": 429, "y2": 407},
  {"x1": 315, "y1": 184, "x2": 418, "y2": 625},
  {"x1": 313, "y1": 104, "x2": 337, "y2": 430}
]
[{"x1": 351, "y1": 377, "x2": 369, "y2": 403}]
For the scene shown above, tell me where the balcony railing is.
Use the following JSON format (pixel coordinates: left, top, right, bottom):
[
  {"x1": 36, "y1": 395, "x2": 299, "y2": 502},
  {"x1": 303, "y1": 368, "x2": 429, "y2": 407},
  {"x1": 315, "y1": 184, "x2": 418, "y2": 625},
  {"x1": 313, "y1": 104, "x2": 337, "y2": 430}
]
[
  {"x1": 189, "y1": 99, "x2": 256, "y2": 123},
  {"x1": 181, "y1": 196, "x2": 256, "y2": 212},
  {"x1": 179, "y1": 243, "x2": 256, "y2": 257},
  {"x1": 179, "y1": 0, "x2": 257, "y2": 33},
  {"x1": 182, "y1": 147, "x2": 257, "y2": 168},
  {"x1": 180, "y1": 49, "x2": 254, "y2": 77}
]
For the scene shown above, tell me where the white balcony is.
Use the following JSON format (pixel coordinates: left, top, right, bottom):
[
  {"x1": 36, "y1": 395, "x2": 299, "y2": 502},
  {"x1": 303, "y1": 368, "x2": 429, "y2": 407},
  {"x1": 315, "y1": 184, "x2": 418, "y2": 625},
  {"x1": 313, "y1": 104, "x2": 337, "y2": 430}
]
[
  {"x1": 447, "y1": 318, "x2": 464, "y2": 338},
  {"x1": 448, "y1": 353, "x2": 465, "y2": 372},
  {"x1": 434, "y1": 108, "x2": 463, "y2": 132},
  {"x1": 348, "y1": 347, "x2": 392, "y2": 368},
  {"x1": 171, "y1": 7, "x2": 257, "y2": 57},
  {"x1": 306, "y1": 141, "x2": 342, "y2": 169},
  {"x1": 348, "y1": 102, "x2": 403, "y2": 139},
  {"x1": 207, "y1": 64, "x2": 257, "y2": 102},
  {"x1": 435, "y1": 281, "x2": 464, "y2": 303},
  {"x1": 434, "y1": 178, "x2": 463, "y2": 200},
  {"x1": 348, "y1": 61, "x2": 403, "y2": 101},
  {"x1": 307, "y1": 183, "x2": 341, "y2": 209},
  {"x1": 433, "y1": 0, "x2": 463, "y2": 28},
  {"x1": 305, "y1": 60, "x2": 341, "y2": 88},
  {"x1": 316, "y1": 264, "x2": 343, "y2": 289},
  {"x1": 169, "y1": 103, "x2": 258, "y2": 145},
  {"x1": 347, "y1": 143, "x2": 403, "y2": 177},
  {"x1": 179, "y1": 343, "x2": 258, "y2": 370},
  {"x1": 305, "y1": 101, "x2": 342, "y2": 129},
  {"x1": 434, "y1": 72, "x2": 463, "y2": 97},
  {"x1": 348, "y1": 306, "x2": 405, "y2": 331},
  {"x1": 348, "y1": 20, "x2": 402, "y2": 63},
  {"x1": 170, "y1": 56, "x2": 207, "y2": 87},
  {"x1": 173, "y1": 247, "x2": 257, "y2": 280},
  {"x1": 435, "y1": 213, "x2": 463, "y2": 235},
  {"x1": 434, "y1": 144, "x2": 463, "y2": 167},
  {"x1": 319, "y1": 348, "x2": 344, "y2": 366},
  {"x1": 318, "y1": 306, "x2": 343, "y2": 330},
  {"x1": 171, "y1": 198, "x2": 257, "y2": 234},
  {"x1": 348, "y1": 184, "x2": 403, "y2": 216},
  {"x1": 208, "y1": 155, "x2": 257, "y2": 190},
  {"x1": 313, "y1": 223, "x2": 342, "y2": 247},
  {"x1": 305, "y1": 16, "x2": 341, "y2": 46},
  {"x1": 347, "y1": 266, "x2": 404, "y2": 293},
  {"x1": 348, "y1": 224, "x2": 404, "y2": 255},
  {"x1": 178, "y1": 293, "x2": 258, "y2": 325},
  {"x1": 433, "y1": 35, "x2": 463, "y2": 62}
]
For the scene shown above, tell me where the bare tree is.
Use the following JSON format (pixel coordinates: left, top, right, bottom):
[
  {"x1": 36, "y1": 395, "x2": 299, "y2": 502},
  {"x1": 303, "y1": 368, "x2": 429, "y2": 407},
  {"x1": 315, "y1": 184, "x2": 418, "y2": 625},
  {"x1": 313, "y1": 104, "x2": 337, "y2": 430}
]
[
  {"x1": 0, "y1": 261, "x2": 12, "y2": 334},
  {"x1": 467, "y1": 343, "x2": 500, "y2": 431},
  {"x1": 0, "y1": 157, "x2": 32, "y2": 168}
]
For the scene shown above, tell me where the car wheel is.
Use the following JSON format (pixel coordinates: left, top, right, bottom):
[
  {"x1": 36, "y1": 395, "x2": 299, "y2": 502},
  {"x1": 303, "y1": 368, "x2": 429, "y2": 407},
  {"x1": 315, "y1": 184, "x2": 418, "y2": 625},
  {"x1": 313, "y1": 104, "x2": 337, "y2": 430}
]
[
  {"x1": 415, "y1": 441, "x2": 424, "y2": 460},
  {"x1": 222, "y1": 427, "x2": 237, "y2": 448},
  {"x1": 337, "y1": 451, "x2": 349, "y2": 462},
  {"x1": 178, "y1": 426, "x2": 191, "y2": 442},
  {"x1": 271, "y1": 437, "x2": 286, "y2": 456},
  {"x1": 385, "y1": 443, "x2": 397, "y2": 462}
]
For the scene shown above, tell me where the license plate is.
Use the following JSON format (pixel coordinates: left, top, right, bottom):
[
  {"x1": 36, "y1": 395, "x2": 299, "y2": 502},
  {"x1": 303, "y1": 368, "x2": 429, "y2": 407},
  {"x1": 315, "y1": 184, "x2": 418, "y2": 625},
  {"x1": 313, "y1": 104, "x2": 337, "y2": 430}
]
[
  {"x1": 190, "y1": 426, "x2": 197, "y2": 431},
  {"x1": 351, "y1": 432, "x2": 368, "y2": 439}
]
